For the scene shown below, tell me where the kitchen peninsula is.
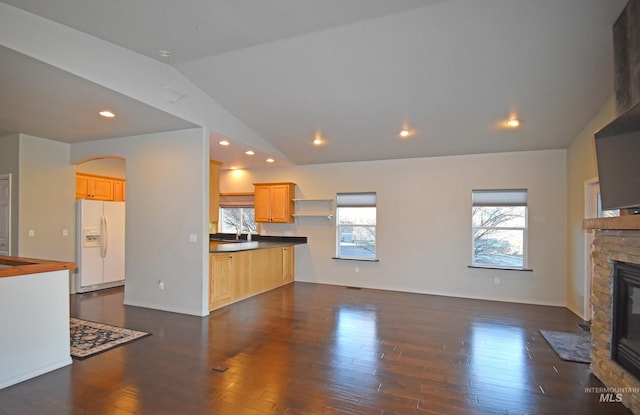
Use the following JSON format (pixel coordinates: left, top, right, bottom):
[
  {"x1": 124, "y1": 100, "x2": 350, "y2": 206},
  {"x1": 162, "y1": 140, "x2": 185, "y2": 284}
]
[
  {"x1": 0, "y1": 256, "x2": 76, "y2": 389},
  {"x1": 208, "y1": 234, "x2": 306, "y2": 311}
]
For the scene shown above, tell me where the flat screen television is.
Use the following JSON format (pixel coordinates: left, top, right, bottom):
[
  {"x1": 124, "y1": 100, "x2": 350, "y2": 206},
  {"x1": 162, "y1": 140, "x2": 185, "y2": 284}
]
[{"x1": 594, "y1": 102, "x2": 640, "y2": 212}]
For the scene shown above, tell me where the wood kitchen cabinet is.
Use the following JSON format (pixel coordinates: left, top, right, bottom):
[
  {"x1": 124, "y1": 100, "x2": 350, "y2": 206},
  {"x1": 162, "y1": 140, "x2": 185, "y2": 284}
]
[
  {"x1": 254, "y1": 182, "x2": 295, "y2": 223},
  {"x1": 76, "y1": 173, "x2": 114, "y2": 200},
  {"x1": 209, "y1": 246, "x2": 295, "y2": 311},
  {"x1": 283, "y1": 246, "x2": 295, "y2": 283},
  {"x1": 209, "y1": 254, "x2": 233, "y2": 310},
  {"x1": 76, "y1": 173, "x2": 126, "y2": 201},
  {"x1": 250, "y1": 247, "x2": 283, "y2": 292},
  {"x1": 113, "y1": 179, "x2": 126, "y2": 201},
  {"x1": 231, "y1": 251, "x2": 251, "y2": 300},
  {"x1": 209, "y1": 160, "x2": 222, "y2": 227}
]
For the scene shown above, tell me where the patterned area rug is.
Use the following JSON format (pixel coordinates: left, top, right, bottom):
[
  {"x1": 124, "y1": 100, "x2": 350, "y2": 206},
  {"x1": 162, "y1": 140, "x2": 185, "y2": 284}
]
[
  {"x1": 70, "y1": 318, "x2": 151, "y2": 360},
  {"x1": 539, "y1": 329, "x2": 591, "y2": 363}
]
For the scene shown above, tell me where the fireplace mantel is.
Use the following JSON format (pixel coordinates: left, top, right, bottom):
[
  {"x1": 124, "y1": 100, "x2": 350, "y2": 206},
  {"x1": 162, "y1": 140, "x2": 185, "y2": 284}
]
[{"x1": 584, "y1": 215, "x2": 640, "y2": 230}]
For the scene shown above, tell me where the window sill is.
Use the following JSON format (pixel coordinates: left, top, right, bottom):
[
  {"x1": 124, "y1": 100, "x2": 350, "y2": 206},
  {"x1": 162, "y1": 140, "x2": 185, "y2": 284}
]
[
  {"x1": 468, "y1": 265, "x2": 533, "y2": 272},
  {"x1": 332, "y1": 257, "x2": 380, "y2": 262}
]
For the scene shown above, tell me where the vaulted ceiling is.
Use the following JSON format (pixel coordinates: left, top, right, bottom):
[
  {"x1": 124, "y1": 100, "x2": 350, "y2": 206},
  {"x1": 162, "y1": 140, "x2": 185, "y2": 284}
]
[{"x1": 0, "y1": 0, "x2": 628, "y2": 169}]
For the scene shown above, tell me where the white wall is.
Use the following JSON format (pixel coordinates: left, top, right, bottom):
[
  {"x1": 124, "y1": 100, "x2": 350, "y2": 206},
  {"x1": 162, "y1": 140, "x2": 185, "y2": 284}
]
[
  {"x1": 17, "y1": 134, "x2": 75, "y2": 262},
  {"x1": 76, "y1": 158, "x2": 126, "y2": 179},
  {"x1": 566, "y1": 95, "x2": 617, "y2": 317},
  {"x1": 0, "y1": 269, "x2": 72, "y2": 389},
  {"x1": 71, "y1": 128, "x2": 210, "y2": 316},
  {"x1": 221, "y1": 149, "x2": 568, "y2": 306}
]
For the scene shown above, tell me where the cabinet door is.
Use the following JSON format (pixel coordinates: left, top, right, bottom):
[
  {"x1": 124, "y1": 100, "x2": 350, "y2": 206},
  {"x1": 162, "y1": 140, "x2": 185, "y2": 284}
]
[
  {"x1": 113, "y1": 180, "x2": 126, "y2": 201},
  {"x1": 283, "y1": 246, "x2": 295, "y2": 283},
  {"x1": 209, "y1": 254, "x2": 233, "y2": 310},
  {"x1": 232, "y1": 251, "x2": 251, "y2": 300},
  {"x1": 209, "y1": 160, "x2": 221, "y2": 224},
  {"x1": 270, "y1": 184, "x2": 291, "y2": 223},
  {"x1": 267, "y1": 247, "x2": 284, "y2": 286},
  {"x1": 90, "y1": 177, "x2": 114, "y2": 201},
  {"x1": 76, "y1": 175, "x2": 90, "y2": 199},
  {"x1": 254, "y1": 185, "x2": 272, "y2": 222}
]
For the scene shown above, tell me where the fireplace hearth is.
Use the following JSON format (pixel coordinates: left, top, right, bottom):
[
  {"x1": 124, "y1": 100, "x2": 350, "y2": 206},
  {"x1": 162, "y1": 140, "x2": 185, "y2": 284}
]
[{"x1": 613, "y1": 261, "x2": 640, "y2": 381}]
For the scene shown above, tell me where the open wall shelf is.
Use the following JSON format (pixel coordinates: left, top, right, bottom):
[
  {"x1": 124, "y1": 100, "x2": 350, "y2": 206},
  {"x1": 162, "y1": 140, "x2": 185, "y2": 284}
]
[{"x1": 293, "y1": 199, "x2": 334, "y2": 223}]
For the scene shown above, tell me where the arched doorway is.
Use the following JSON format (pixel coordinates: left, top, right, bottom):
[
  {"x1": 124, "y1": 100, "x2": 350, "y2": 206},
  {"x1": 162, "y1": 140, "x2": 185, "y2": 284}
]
[{"x1": 74, "y1": 156, "x2": 126, "y2": 293}]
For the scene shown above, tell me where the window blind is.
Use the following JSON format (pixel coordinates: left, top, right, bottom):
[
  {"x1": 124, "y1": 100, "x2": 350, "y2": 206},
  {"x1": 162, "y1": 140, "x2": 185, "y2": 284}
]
[
  {"x1": 472, "y1": 189, "x2": 527, "y2": 207},
  {"x1": 336, "y1": 192, "x2": 376, "y2": 207},
  {"x1": 219, "y1": 192, "x2": 254, "y2": 207}
]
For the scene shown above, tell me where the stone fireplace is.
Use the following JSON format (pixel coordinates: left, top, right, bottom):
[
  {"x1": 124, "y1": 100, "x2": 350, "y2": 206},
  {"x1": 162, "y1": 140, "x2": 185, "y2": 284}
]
[
  {"x1": 612, "y1": 261, "x2": 640, "y2": 381},
  {"x1": 585, "y1": 216, "x2": 640, "y2": 414}
]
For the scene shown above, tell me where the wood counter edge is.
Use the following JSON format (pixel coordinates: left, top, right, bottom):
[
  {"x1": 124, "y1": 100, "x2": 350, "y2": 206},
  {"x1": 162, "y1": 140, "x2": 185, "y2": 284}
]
[
  {"x1": 583, "y1": 215, "x2": 640, "y2": 230},
  {"x1": 0, "y1": 255, "x2": 77, "y2": 279}
]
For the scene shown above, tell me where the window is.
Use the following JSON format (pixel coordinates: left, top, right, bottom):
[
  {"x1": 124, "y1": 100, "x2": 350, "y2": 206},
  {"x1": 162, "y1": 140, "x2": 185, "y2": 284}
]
[
  {"x1": 219, "y1": 193, "x2": 257, "y2": 233},
  {"x1": 336, "y1": 192, "x2": 376, "y2": 260},
  {"x1": 472, "y1": 189, "x2": 528, "y2": 269},
  {"x1": 597, "y1": 193, "x2": 620, "y2": 218}
]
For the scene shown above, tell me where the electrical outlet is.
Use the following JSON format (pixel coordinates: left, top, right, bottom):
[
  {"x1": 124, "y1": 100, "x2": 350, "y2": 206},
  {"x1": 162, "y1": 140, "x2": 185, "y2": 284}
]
[
  {"x1": 494, "y1": 277, "x2": 500, "y2": 285},
  {"x1": 158, "y1": 280, "x2": 165, "y2": 290},
  {"x1": 62, "y1": 229, "x2": 69, "y2": 237},
  {"x1": 28, "y1": 229, "x2": 35, "y2": 237},
  {"x1": 355, "y1": 266, "x2": 360, "y2": 273}
]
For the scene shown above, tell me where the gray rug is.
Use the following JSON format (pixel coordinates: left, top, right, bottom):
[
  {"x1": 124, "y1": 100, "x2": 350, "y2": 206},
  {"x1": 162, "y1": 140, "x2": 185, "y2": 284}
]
[{"x1": 539, "y1": 329, "x2": 591, "y2": 363}]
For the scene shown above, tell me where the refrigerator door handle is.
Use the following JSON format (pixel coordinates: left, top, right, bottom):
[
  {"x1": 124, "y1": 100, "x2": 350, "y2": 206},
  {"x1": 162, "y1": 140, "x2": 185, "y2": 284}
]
[{"x1": 101, "y1": 214, "x2": 108, "y2": 258}]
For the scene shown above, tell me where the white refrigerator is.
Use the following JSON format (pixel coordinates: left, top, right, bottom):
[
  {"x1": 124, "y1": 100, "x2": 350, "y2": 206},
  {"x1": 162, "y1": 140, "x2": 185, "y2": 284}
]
[{"x1": 76, "y1": 199, "x2": 125, "y2": 292}]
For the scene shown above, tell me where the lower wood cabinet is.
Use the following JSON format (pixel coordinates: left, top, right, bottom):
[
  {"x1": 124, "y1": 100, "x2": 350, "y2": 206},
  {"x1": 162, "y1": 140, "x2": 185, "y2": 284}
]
[
  {"x1": 209, "y1": 246, "x2": 295, "y2": 311},
  {"x1": 283, "y1": 246, "x2": 294, "y2": 283},
  {"x1": 209, "y1": 254, "x2": 233, "y2": 310}
]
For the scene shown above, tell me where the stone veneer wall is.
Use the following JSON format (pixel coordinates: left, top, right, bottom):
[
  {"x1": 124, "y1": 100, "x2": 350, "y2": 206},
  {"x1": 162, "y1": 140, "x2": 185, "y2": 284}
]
[{"x1": 591, "y1": 229, "x2": 640, "y2": 414}]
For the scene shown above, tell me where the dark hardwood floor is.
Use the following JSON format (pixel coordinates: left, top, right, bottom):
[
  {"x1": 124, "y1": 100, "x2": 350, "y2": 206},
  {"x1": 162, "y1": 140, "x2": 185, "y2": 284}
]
[{"x1": 0, "y1": 282, "x2": 633, "y2": 415}]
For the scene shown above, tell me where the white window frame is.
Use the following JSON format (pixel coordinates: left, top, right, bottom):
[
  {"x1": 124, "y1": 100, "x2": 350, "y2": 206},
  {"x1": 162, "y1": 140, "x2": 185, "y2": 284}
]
[
  {"x1": 219, "y1": 193, "x2": 256, "y2": 234},
  {"x1": 471, "y1": 189, "x2": 529, "y2": 270},
  {"x1": 335, "y1": 192, "x2": 377, "y2": 261}
]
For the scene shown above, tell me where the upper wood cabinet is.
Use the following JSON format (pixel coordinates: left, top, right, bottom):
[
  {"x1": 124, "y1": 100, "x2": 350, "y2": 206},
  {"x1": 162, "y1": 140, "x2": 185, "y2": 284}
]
[
  {"x1": 76, "y1": 173, "x2": 125, "y2": 201},
  {"x1": 113, "y1": 179, "x2": 126, "y2": 202},
  {"x1": 254, "y1": 182, "x2": 295, "y2": 223},
  {"x1": 209, "y1": 160, "x2": 222, "y2": 227}
]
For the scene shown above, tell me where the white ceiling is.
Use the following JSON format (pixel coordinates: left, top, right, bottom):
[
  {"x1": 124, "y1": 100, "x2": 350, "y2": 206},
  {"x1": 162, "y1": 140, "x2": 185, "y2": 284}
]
[
  {"x1": 0, "y1": 46, "x2": 196, "y2": 142},
  {"x1": 0, "y1": 0, "x2": 629, "y2": 169}
]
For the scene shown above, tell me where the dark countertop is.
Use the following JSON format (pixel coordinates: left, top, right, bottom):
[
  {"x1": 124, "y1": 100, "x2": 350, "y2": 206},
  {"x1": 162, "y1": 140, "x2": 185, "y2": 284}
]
[{"x1": 209, "y1": 234, "x2": 307, "y2": 253}]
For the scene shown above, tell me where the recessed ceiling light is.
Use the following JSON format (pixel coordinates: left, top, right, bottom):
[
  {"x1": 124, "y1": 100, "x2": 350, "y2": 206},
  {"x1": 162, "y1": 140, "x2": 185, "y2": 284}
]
[
  {"x1": 159, "y1": 50, "x2": 171, "y2": 57},
  {"x1": 219, "y1": 140, "x2": 230, "y2": 146},
  {"x1": 313, "y1": 137, "x2": 323, "y2": 146},
  {"x1": 230, "y1": 166, "x2": 238, "y2": 170},
  {"x1": 245, "y1": 150, "x2": 255, "y2": 155},
  {"x1": 266, "y1": 158, "x2": 275, "y2": 163},
  {"x1": 399, "y1": 129, "x2": 410, "y2": 138},
  {"x1": 506, "y1": 119, "x2": 521, "y2": 128},
  {"x1": 99, "y1": 110, "x2": 115, "y2": 118}
]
